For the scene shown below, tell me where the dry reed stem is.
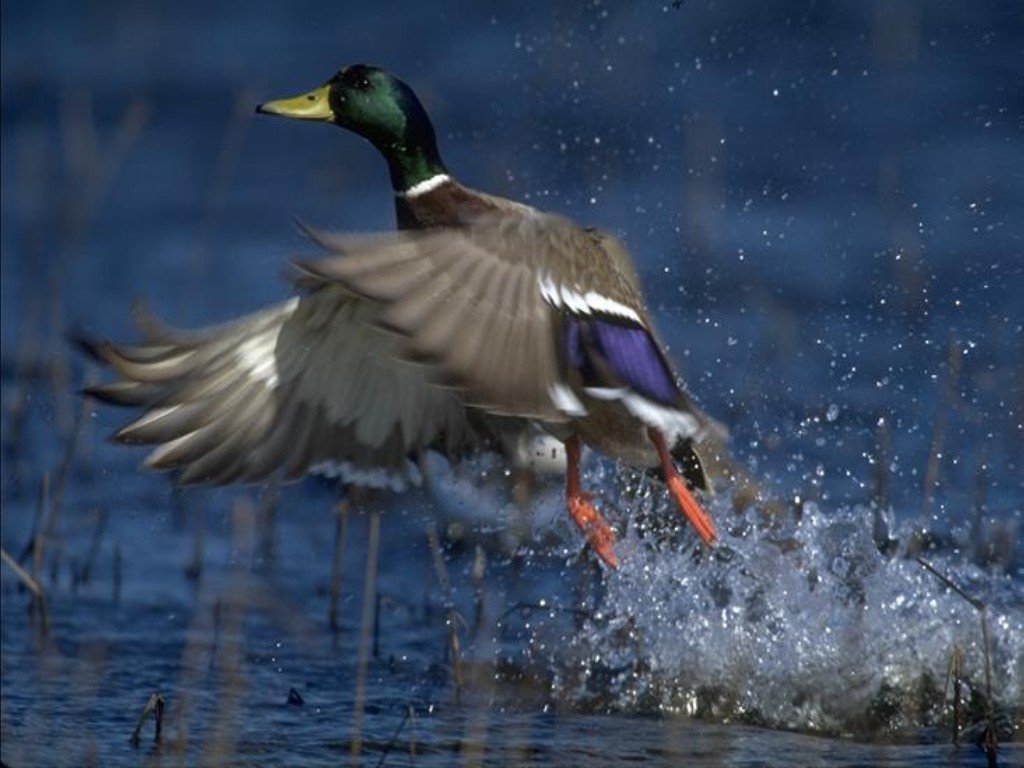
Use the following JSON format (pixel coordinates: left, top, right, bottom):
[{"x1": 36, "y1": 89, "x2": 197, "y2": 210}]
[
  {"x1": 112, "y1": 542, "x2": 122, "y2": 603},
  {"x1": 973, "y1": 445, "x2": 988, "y2": 525},
  {"x1": 171, "y1": 484, "x2": 187, "y2": 530},
  {"x1": 169, "y1": 496, "x2": 263, "y2": 758},
  {"x1": 471, "y1": 545, "x2": 486, "y2": 641},
  {"x1": 373, "y1": 591, "x2": 383, "y2": 659},
  {"x1": 170, "y1": 587, "x2": 218, "y2": 756},
  {"x1": 2, "y1": 297, "x2": 42, "y2": 495},
  {"x1": 919, "y1": 337, "x2": 962, "y2": 520},
  {"x1": 57, "y1": 94, "x2": 150, "y2": 259},
  {"x1": 870, "y1": 412, "x2": 899, "y2": 555},
  {"x1": 426, "y1": 522, "x2": 463, "y2": 689},
  {"x1": 74, "y1": 367, "x2": 98, "y2": 480},
  {"x1": 48, "y1": 403, "x2": 80, "y2": 518},
  {"x1": 872, "y1": 412, "x2": 891, "y2": 511},
  {"x1": 197, "y1": 495, "x2": 256, "y2": 765},
  {"x1": 75, "y1": 508, "x2": 107, "y2": 587},
  {"x1": 24, "y1": 474, "x2": 50, "y2": 585},
  {"x1": 184, "y1": 501, "x2": 205, "y2": 581},
  {"x1": 188, "y1": 88, "x2": 255, "y2": 285},
  {"x1": 50, "y1": 95, "x2": 150, "y2": 439},
  {"x1": 257, "y1": 480, "x2": 279, "y2": 569},
  {"x1": 407, "y1": 705, "x2": 417, "y2": 759},
  {"x1": 201, "y1": 499, "x2": 256, "y2": 765},
  {"x1": 458, "y1": 587, "x2": 498, "y2": 768},
  {"x1": 945, "y1": 645, "x2": 964, "y2": 745},
  {"x1": 979, "y1": 610, "x2": 998, "y2": 767},
  {"x1": 350, "y1": 509, "x2": 382, "y2": 762},
  {"x1": 329, "y1": 501, "x2": 350, "y2": 631},
  {"x1": 970, "y1": 446, "x2": 995, "y2": 566},
  {"x1": 50, "y1": 389, "x2": 89, "y2": 554}
]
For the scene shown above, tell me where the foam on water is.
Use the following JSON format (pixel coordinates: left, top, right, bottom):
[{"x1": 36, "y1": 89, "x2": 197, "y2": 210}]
[{"x1": 554, "y1": 479, "x2": 1023, "y2": 738}]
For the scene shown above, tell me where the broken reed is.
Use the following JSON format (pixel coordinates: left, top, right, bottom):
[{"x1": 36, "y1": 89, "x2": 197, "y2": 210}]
[
  {"x1": 1, "y1": 547, "x2": 49, "y2": 636},
  {"x1": 130, "y1": 692, "x2": 165, "y2": 746},
  {"x1": 917, "y1": 557, "x2": 998, "y2": 765},
  {"x1": 374, "y1": 705, "x2": 417, "y2": 768}
]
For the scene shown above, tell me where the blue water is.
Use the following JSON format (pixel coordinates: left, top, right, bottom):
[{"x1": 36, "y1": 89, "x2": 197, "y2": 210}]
[{"x1": 2, "y1": 1, "x2": 1022, "y2": 765}]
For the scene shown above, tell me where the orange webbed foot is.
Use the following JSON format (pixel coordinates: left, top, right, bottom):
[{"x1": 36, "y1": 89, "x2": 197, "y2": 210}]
[
  {"x1": 567, "y1": 491, "x2": 619, "y2": 569},
  {"x1": 664, "y1": 472, "x2": 717, "y2": 545},
  {"x1": 564, "y1": 435, "x2": 619, "y2": 569},
  {"x1": 648, "y1": 428, "x2": 717, "y2": 546}
]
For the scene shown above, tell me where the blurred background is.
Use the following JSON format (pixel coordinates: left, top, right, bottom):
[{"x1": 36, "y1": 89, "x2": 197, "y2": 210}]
[{"x1": 2, "y1": 1, "x2": 1022, "y2": 766}]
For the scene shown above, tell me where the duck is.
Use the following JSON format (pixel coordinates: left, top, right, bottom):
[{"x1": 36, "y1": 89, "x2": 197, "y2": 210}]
[{"x1": 80, "y1": 64, "x2": 719, "y2": 569}]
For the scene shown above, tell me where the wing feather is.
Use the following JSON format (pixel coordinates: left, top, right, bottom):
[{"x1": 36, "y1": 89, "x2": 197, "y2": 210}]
[
  {"x1": 296, "y1": 209, "x2": 705, "y2": 434},
  {"x1": 83, "y1": 289, "x2": 474, "y2": 489},
  {"x1": 297, "y1": 217, "x2": 584, "y2": 421}
]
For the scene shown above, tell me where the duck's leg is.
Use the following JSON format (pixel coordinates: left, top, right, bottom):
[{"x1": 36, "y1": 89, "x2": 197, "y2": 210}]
[
  {"x1": 648, "y1": 428, "x2": 717, "y2": 545},
  {"x1": 564, "y1": 435, "x2": 619, "y2": 569}
]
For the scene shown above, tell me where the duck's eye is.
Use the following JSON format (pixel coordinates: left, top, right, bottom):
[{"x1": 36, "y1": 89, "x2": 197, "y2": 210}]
[{"x1": 339, "y1": 68, "x2": 372, "y2": 91}]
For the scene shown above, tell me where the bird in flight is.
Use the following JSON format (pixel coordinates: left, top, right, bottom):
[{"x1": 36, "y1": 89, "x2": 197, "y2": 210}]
[{"x1": 81, "y1": 64, "x2": 719, "y2": 569}]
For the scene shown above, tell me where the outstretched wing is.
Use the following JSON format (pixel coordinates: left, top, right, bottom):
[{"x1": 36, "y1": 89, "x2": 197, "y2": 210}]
[
  {"x1": 81, "y1": 288, "x2": 473, "y2": 488},
  {"x1": 296, "y1": 212, "x2": 703, "y2": 441}
]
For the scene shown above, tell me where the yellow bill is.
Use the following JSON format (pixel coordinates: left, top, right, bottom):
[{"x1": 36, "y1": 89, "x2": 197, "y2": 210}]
[{"x1": 256, "y1": 85, "x2": 333, "y2": 121}]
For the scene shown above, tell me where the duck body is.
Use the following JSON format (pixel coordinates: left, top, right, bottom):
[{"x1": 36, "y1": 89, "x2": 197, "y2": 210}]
[
  {"x1": 82, "y1": 65, "x2": 719, "y2": 567},
  {"x1": 387, "y1": 173, "x2": 707, "y2": 470}
]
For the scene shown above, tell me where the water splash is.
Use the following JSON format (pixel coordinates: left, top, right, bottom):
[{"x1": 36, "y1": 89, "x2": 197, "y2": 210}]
[
  {"x1": 554, "y1": 486, "x2": 1023, "y2": 738},
  {"x1": 427, "y1": 446, "x2": 1021, "y2": 738}
]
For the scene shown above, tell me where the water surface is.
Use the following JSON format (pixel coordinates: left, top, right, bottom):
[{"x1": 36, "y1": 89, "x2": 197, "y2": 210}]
[{"x1": 2, "y1": 1, "x2": 1022, "y2": 765}]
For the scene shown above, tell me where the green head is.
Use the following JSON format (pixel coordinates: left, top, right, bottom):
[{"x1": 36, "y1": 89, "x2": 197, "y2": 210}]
[{"x1": 257, "y1": 64, "x2": 447, "y2": 192}]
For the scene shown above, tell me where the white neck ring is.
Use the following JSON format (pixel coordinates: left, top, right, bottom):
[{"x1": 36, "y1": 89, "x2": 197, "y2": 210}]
[{"x1": 397, "y1": 173, "x2": 452, "y2": 198}]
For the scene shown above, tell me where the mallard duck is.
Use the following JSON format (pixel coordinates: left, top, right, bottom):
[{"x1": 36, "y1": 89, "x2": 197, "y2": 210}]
[{"x1": 81, "y1": 64, "x2": 719, "y2": 569}]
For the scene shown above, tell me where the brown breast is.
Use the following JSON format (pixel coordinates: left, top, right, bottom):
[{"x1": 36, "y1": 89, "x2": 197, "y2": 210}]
[{"x1": 394, "y1": 179, "x2": 529, "y2": 230}]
